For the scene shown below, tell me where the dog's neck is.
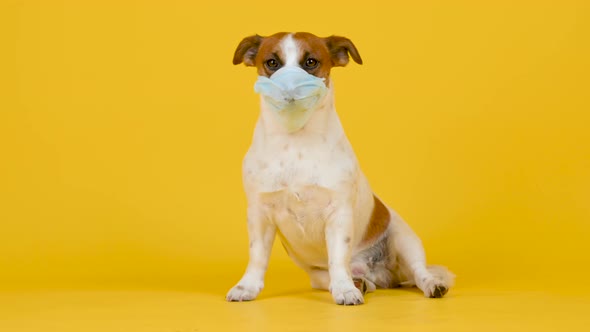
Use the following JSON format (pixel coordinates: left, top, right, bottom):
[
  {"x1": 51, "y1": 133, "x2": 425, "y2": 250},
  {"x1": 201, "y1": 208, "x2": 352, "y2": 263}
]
[{"x1": 256, "y1": 82, "x2": 345, "y2": 139}]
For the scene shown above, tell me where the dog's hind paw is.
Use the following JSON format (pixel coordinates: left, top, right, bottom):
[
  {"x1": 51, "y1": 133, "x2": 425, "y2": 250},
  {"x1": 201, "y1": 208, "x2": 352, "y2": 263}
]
[
  {"x1": 416, "y1": 265, "x2": 454, "y2": 298},
  {"x1": 419, "y1": 279, "x2": 450, "y2": 298},
  {"x1": 429, "y1": 284, "x2": 448, "y2": 298},
  {"x1": 353, "y1": 278, "x2": 368, "y2": 294}
]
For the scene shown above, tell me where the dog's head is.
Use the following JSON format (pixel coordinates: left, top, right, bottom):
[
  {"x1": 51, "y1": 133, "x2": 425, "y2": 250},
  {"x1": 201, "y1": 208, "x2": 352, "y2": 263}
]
[
  {"x1": 233, "y1": 32, "x2": 362, "y2": 84},
  {"x1": 233, "y1": 33, "x2": 362, "y2": 132}
]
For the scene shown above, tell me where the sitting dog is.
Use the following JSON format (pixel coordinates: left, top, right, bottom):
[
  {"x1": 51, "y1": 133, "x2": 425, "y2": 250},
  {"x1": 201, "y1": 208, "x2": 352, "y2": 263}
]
[{"x1": 227, "y1": 32, "x2": 454, "y2": 305}]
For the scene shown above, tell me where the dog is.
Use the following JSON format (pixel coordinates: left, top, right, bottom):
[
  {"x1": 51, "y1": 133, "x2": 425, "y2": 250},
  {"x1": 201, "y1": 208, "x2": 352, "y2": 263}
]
[{"x1": 226, "y1": 32, "x2": 454, "y2": 305}]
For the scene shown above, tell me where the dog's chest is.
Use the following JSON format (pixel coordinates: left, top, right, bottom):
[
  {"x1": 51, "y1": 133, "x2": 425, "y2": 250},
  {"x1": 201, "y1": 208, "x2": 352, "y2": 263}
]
[
  {"x1": 258, "y1": 184, "x2": 333, "y2": 251},
  {"x1": 243, "y1": 135, "x2": 358, "y2": 258},
  {"x1": 243, "y1": 135, "x2": 356, "y2": 194}
]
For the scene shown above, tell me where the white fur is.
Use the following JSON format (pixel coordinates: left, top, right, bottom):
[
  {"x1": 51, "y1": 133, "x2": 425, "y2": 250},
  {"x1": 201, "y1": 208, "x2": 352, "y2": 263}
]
[
  {"x1": 280, "y1": 34, "x2": 300, "y2": 66},
  {"x1": 227, "y1": 35, "x2": 454, "y2": 305}
]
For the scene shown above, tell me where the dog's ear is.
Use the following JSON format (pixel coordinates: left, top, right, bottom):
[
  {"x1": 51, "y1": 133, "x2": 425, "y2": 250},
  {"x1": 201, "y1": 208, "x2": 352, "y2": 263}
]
[
  {"x1": 233, "y1": 35, "x2": 263, "y2": 66},
  {"x1": 324, "y1": 36, "x2": 363, "y2": 67}
]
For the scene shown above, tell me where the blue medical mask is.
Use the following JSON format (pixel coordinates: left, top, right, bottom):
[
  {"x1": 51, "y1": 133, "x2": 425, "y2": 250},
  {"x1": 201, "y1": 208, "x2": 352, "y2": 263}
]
[{"x1": 254, "y1": 66, "x2": 327, "y2": 132}]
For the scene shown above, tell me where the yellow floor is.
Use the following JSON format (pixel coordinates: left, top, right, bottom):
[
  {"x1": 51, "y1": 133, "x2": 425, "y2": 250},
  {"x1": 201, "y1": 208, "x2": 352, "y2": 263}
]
[{"x1": 3, "y1": 272, "x2": 589, "y2": 332}]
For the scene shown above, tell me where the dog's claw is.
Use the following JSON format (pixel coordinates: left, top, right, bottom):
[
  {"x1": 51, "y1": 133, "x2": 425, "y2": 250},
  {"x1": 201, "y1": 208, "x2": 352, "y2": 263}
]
[
  {"x1": 332, "y1": 282, "x2": 365, "y2": 305},
  {"x1": 430, "y1": 285, "x2": 448, "y2": 298}
]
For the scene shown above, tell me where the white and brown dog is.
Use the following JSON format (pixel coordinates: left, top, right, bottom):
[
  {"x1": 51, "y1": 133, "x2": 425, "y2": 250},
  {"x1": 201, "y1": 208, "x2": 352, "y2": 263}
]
[{"x1": 227, "y1": 32, "x2": 454, "y2": 305}]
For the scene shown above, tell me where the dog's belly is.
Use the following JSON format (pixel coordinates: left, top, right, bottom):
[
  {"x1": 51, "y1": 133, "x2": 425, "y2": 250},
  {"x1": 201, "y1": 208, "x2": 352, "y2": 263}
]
[{"x1": 259, "y1": 185, "x2": 334, "y2": 268}]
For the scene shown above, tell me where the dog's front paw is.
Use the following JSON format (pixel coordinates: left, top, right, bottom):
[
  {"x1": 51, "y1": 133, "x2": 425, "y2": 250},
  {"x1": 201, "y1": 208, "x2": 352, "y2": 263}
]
[
  {"x1": 330, "y1": 280, "x2": 365, "y2": 305},
  {"x1": 226, "y1": 282, "x2": 263, "y2": 302}
]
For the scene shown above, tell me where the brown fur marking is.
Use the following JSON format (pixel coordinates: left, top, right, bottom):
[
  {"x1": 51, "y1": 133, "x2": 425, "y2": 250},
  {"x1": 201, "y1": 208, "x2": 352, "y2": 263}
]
[
  {"x1": 233, "y1": 35, "x2": 263, "y2": 66},
  {"x1": 292, "y1": 32, "x2": 334, "y2": 81},
  {"x1": 233, "y1": 32, "x2": 362, "y2": 82},
  {"x1": 253, "y1": 32, "x2": 289, "y2": 77},
  {"x1": 361, "y1": 195, "x2": 390, "y2": 247},
  {"x1": 324, "y1": 36, "x2": 363, "y2": 66}
]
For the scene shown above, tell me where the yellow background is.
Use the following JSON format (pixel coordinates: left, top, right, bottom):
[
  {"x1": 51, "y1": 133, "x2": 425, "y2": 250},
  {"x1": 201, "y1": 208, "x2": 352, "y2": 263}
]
[{"x1": 1, "y1": 1, "x2": 589, "y2": 331}]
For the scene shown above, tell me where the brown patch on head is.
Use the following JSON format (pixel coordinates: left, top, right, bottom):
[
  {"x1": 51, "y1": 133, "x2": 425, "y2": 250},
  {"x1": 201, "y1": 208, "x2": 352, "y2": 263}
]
[
  {"x1": 324, "y1": 36, "x2": 363, "y2": 67},
  {"x1": 291, "y1": 32, "x2": 334, "y2": 81},
  {"x1": 233, "y1": 35, "x2": 263, "y2": 66},
  {"x1": 252, "y1": 32, "x2": 289, "y2": 77},
  {"x1": 233, "y1": 33, "x2": 288, "y2": 76},
  {"x1": 233, "y1": 32, "x2": 362, "y2": 81},
  {"x1": 360, "y1": 196, "x2": 390, "y2": 247}
]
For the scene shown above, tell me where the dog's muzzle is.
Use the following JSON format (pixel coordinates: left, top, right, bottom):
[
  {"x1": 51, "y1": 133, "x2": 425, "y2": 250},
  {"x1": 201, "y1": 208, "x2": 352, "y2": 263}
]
[{"x1": 254, "y1": 66, "x2": 327, "y2": 132}]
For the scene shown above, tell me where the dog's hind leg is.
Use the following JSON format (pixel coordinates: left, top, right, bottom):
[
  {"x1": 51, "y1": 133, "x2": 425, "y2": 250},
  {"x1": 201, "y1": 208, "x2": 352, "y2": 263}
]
[
  {"x1": 387, "y1": 212, "x2": 455, "y2": 298},
  {"x1": 350, "y1": 235, "x2": 392, "y2": 293},
  {"x1": 350, "y1": 261, "x2": 377, "y2": 294}
]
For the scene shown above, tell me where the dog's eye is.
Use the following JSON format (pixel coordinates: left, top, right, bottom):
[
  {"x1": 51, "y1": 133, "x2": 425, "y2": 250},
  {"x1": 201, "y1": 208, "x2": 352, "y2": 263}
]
[
  {"x1": 305, "y1": 58, "x2": 319, "y2": 69},
  {"x1": 266, "y1": 59, "x2": 280, "y2": 70}
]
